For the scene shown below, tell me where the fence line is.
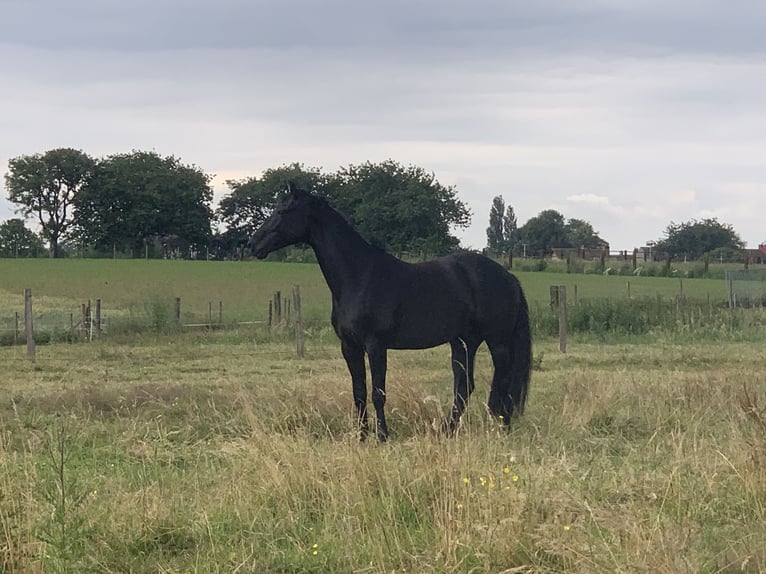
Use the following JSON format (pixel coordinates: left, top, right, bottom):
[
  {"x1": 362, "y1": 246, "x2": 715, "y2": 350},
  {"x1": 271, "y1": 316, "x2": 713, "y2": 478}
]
[{"x1": 2, "y1": 289, "x2": 308, "y2": 357}]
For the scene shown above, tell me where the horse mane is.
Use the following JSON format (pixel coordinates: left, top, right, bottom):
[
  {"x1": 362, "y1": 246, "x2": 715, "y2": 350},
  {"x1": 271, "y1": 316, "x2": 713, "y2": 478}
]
[{"x1": 304, "y1": 190, "x2": 390, "y2": 256}]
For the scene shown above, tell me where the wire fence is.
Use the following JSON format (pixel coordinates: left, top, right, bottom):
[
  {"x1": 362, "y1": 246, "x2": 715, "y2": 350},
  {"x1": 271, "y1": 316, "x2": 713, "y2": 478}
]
[
  {"x1": 1, "y1": 288, "x2": 313, "y2": 359},
  {"x1": 726, "y1": 269, "x2": 766, "y2": 308}
]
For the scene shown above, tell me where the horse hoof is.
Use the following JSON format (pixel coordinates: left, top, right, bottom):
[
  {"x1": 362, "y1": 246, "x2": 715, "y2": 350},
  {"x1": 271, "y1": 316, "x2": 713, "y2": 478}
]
[{"x1": 440, "y1": 419, "x2": 457, "y2": 437}]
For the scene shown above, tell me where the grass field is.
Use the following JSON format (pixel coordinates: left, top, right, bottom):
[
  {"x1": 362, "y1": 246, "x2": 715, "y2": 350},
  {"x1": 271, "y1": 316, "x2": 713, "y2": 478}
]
[
  {"x1": 2, "y1": 333, "x2": 766, "y2": 573},
  {"x1": 0, "y1": 259, "x2": 733, "y2": 335},
  {"x1": 2, "y1": 258, "x2": 765, "y2": 572}
]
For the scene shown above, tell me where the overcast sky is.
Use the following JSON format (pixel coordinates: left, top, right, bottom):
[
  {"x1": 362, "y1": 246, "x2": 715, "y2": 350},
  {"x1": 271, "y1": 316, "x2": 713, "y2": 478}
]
[{"x1": 2, "y1": 0, "x2": 765, "y2": 250}]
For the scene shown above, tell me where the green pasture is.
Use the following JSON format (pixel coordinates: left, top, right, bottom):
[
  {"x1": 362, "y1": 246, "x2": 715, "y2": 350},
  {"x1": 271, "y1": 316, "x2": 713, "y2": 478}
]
[
  {"x1": 0, "y1": 258, "x2": 732, "y2": 334},
  {"x1": 1, "y1": 257, "x2": 765, "y2": 571},
  {"x1": 2, "y1": 335, "x2": 766, "y2": 572}
]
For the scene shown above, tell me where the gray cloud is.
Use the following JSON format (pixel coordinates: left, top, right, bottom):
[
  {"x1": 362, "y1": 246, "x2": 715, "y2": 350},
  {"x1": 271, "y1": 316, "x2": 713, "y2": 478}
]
[
  {"x1": 4, "y1": 1, "x2": 765, "y2": 56},
  {"x1": 2, "y1": 0, "x2": 766, "y2": 249}
]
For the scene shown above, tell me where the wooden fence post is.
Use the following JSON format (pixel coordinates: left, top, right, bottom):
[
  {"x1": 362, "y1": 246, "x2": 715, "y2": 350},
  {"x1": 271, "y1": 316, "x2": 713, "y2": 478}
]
[
  {"x1": 24, "y1": 289, "x2": 35, "y2": 362},
  {"x1": 293, "y1": 285, "x2": 305, "y2": 358},
  {"x1": 549, "y1": 285, "x2": 567, "y2": 352},
  {"x1": 208, "y1": 301, "x2": 213, "y2": 330},
  {"x1": 81, "y1": 303, "x2": 88, "y2": 340},
  {"x1": 14, "y1": 311, "x2": 19, "y2": 345},
  {"x1": 174, "y1": 297, "x2": 182, "y2": 327},
  {"x1": 219, "y1": 301, "x2": 223, "y2": 326},
  {"x1": 268, "y1": 300, "x2": 273, "y2": 328},
  {"x1": 95, "y1": 299, "x2": 102, "y2": 337},
  {"x1": 557, "y1": 285, "x2": 567, "y2": 353}
]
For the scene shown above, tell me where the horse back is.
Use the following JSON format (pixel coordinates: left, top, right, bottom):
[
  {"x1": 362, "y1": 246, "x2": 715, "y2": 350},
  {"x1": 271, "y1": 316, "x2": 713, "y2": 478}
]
[{"x1": 381, "y1": 252, "x2": 522, "y2": 348}]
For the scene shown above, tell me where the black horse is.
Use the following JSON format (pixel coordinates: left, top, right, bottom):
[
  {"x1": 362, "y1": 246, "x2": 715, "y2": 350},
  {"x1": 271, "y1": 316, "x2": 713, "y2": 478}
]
[{"x1": 250, "y1": 186, "x2": 531, "y2": 441}]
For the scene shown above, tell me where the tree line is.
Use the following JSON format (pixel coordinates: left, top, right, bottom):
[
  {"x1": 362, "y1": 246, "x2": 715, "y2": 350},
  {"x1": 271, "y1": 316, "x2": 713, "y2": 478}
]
[
  {"x1": 2, "y1": 149, "x2": 469, "y2": 259},
  {"x1": 2, "y1": 147, "x2": 749, "y2": 261},
  {"x1": 485, "y1": 196, "x2": 609, "y2": 257},
  {"x1": 486, "y1": 192, "x2": 746, "y2": 262}
]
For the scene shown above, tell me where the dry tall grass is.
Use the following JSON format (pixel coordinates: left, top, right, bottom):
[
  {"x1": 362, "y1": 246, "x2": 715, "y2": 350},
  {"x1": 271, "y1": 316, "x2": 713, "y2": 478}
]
[{"x1": 1, "y1": 335, "x2": 765, "y2": 572}]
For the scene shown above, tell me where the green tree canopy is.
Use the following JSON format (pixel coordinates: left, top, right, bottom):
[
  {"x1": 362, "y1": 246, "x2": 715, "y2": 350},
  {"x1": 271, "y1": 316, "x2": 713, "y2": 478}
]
[
  {"x1": 654, "y1": 218, "x2": 744, "y2": 260},
  {"x1": 519, "y1": 209, "x2": 570, "y2": 256},
  {"x1": 486, "y1": 196, "x2": 506, "y2": 254},
  {"x1": 331, "y1": 160, "x2": 470, "y2": 255},
  {"x1": 486, "y1": 196, "x2": 520, "y2": 255},
  {"x1": 74, "y1": 151, "x2": 213, "y2": 257},
  {"x1": 5, "y1": 148, "x2": 95, "y2": 257},
  {"x1": 0, "y1": 218, "x2": 45, "y2": 257},
  {"x1": 503, "y1": 205, "x2": 520, "y2": 254},
  {"x1": 216, "y1": 163, "x2": 332, "y2": 252},
  {"x1": 565, "y1": 218, "x2": 607, "y2": 249}
]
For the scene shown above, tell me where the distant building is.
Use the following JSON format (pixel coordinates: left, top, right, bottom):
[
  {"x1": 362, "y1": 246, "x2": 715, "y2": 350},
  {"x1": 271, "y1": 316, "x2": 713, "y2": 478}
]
[{"x1": 743, "y1": 244, "x2": 766, "y2": 264}]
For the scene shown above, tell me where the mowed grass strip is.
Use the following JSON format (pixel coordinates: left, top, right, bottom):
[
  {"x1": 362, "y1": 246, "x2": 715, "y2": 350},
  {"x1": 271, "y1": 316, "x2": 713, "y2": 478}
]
[
  {"x1": 2, "y1": 336, "x2": 765, "y2": 572},
  {"x1": 0, "y1": 258, "x2": 731, "y2": 331}
]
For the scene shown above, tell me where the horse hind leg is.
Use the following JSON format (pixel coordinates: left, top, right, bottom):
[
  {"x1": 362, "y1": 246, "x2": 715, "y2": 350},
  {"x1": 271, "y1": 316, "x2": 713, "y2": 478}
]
[
  {"x1": 443, "y1": 337, "x2": 479, "y2": 436},
  {"x1": 486, "y1": 340, "x2": 517, "y2": 426},
  {"x1": 366, "y1": 340, "x2": 389, "y2": 442}
]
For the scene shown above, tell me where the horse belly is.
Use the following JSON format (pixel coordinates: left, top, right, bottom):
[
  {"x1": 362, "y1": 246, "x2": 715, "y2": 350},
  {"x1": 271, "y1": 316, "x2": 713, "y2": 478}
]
[{"x1": 387, "y1": 299, "x2": 467, "y2": 350}]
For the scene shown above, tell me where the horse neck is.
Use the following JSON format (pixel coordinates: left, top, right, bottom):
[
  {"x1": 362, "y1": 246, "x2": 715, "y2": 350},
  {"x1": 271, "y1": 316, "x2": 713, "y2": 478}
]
[{"x1": 307, "y1": 206, "x2": 387, "y2": 298}]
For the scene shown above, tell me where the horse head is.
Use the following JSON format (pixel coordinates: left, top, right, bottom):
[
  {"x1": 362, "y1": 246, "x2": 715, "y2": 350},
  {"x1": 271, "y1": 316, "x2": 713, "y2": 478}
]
[{"x1": 249, "y1": 183, "x2": 315, "y2": 259}]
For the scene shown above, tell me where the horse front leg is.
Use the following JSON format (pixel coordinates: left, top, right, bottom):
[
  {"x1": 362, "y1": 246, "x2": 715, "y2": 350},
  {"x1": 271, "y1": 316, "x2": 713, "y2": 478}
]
[
  {"x1": 341, "y1": 339, "x2": 368, "y2": 441},
  {"x1": 366, "y1": 342, "x2": 389, "y2": 442}
]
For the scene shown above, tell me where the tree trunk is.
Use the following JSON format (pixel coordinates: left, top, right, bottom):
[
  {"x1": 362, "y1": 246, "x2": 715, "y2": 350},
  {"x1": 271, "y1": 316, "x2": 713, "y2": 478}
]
[{"x1": 49, "y1": 237, "x2": 59, "y2": 258}]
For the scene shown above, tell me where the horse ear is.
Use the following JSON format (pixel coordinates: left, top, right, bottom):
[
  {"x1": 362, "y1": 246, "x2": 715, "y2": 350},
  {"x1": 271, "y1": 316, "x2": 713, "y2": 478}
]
[{"x1": 285, "y1": 182, "x2": 312, "y2": 201}]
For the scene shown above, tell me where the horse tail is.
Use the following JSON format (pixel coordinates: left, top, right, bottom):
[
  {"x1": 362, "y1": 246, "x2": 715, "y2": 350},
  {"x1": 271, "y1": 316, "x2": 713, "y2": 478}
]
[{"x1": 509, "y1": 281, "x2": 532, "y2": 414}]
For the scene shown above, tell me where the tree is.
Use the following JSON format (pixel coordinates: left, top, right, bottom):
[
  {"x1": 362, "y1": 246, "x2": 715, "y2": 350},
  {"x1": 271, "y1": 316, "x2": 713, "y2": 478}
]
[
  {"x1": 215, "y1": 160, "x2": 471, "y2": 257},
  {"x1": 565, "y1": 218, "x2": 607, "y2": 249},
  {"x1": 519, "y1": 210, "x2": 570, "y2": 256},
  {"x1": 5, "y1": 148, "x2": 95, "y2": 257},
  {"x1": 216, "y1": 163, "x2": 332, "y2": 253},
  {"x1": 503, "y1": 205, "x2": 520, "y2": 254},
  {"x1": 654, "y1": 218, "x2": 744, "y2": 260},
  {"x1": 486, "y1": 196, "x2": 520, "y2": 255},
  {"x1": 331, "y1": 160, "x2": 470, "y2": 254},
  {"x1": 486, "y1": 196, "x2": 506, "y2": 254},
  {"x1": 74, "y1": 151, "x2": 213, "y2": 257},
  {"x1": 0, "y1": 218, "x2": 45, "y2": 257}
]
